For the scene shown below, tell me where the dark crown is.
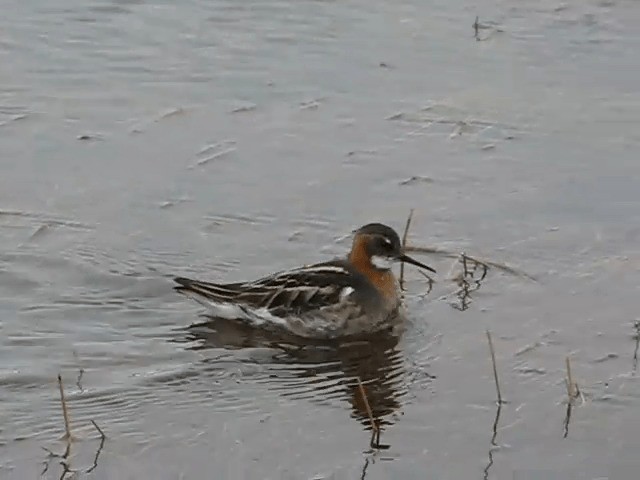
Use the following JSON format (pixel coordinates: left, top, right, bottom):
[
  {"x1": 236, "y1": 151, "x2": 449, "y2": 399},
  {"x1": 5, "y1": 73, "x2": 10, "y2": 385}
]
[{"x1": 355, "y1": 223, "x2": 401, "y2": 252}]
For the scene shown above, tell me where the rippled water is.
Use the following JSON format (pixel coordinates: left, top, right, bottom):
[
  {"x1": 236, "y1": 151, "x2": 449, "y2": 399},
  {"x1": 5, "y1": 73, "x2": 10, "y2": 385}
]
[{"x1": 1, "y1": 0, "x2": 640, "y2": 478}]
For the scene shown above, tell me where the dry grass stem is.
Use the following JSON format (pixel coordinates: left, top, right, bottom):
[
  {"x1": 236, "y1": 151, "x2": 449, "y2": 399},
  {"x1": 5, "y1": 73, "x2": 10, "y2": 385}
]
[
  {"x1": 565, "y1": 356, "x2": 579, "y2": 401},
  {"x1": 563, "y1": 356, "x2": 579, "y2": 438},
  {"x1": 486, "y1": 330, "x2": 503, "y2": 404},
  {"x1": 417, "y1": 270, "x2": 435, "y2": 295},
  {"x1": 357, "y1": 377, "x2": 378, "y2": 434},
  {"x1": 405, "y1": 245, "x2": 536, "y2": 281},
  {"x1": 43, "y1": 374, "x2": 107, "y2": 478},
  {"x1": 632, "y1": 321, "x2": 640, "y2": 373},
  {"x1": 57, "y1": 374, "x2": 73, "y2": 442},
  {"x1": 399, "y1": 209, "x2": 414, "y2": 290}
]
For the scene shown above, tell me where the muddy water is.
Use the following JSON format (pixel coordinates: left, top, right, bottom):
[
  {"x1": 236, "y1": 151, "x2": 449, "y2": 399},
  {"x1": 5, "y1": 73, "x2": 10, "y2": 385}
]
[{"x1": 1, "y1": 0, "x2": 640, "y2": 478}]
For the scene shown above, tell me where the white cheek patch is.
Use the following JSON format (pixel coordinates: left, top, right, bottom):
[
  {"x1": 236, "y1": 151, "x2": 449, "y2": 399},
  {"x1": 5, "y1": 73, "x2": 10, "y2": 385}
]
[{"x1": 371, "y1": 255, "x2": 394, "y2": 270}]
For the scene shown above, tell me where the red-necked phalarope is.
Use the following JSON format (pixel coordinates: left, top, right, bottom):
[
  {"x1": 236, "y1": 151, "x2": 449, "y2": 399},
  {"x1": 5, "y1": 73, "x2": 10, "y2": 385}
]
[{"x1": 174, "y1": 223, "x2": 435, "y2": 339}]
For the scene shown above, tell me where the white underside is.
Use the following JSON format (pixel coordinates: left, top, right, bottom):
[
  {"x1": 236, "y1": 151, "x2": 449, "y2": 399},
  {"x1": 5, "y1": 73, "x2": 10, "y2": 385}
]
[
  {"x1": 183, "y1": 287, "x2": 400, "y2": 338},
  {"x1": 182, "y1": 286, "x2": 400, "y2": 338},
  {"x1": 181, "y1": 290, "x2": 288, "y2": 327}
]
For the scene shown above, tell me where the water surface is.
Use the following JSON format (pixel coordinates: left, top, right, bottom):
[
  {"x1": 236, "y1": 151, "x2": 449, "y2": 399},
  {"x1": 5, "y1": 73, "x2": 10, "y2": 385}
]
[{"x1": 1, "y1": 0, "x2": 640, "y2": 478}]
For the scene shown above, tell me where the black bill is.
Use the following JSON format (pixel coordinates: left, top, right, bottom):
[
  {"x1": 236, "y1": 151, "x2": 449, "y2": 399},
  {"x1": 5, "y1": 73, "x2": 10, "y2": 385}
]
[{"x1": 398, "y1": 253, "x2": 436, "y2": 274}]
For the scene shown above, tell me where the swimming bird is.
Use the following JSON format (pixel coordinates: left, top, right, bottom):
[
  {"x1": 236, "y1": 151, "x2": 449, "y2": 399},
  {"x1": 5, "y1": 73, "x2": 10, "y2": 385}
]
[{"x1": 174, "y1": 223, "x2": 435, "y2": 339}]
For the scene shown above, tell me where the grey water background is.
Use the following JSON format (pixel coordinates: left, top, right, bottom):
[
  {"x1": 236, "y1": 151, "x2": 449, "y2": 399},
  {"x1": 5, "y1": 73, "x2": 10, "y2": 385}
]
[{"x1": 1, "y1": 0, "x2": 639, "y2": 478}]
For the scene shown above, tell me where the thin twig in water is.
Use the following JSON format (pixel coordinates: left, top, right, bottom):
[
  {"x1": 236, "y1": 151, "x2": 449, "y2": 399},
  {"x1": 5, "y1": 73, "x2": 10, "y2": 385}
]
[
  {"x1": 57, "y1": 375, "x2": 73, "y2": 441},
  {"x1": 563, "y1": 356, "x2": 582, "y2": 438},
  {"x1": 405, "y1": 245, "x2": 537, "y2": 281},
  {"x1": 357, "y1": 377, "x2": 381, "y2": 449},
  {"x1": 565, "y1": 356, "x2": 579, "y2": 401},
  {"x1": 462, "y1": 253, "x2": 488, "y2": 282},
  {"x1": 565, "y1": 356, "x2": 573, "y2": 399},
  {"x1": 43, "y1": 375, "x2": 107, "y2": 478},
  {"x1": 472, "y1": 16, "x2": 503, "y2": 41},
  {"x1": 632, "y1": 321, "x2": 640, "y2": 374},
  {"x1": 357, "y1": 377, "x2": 377, "y2": 431},
  {"x1": 76, "y1": 368, "x2": 84, "y2": 393},
  {"x1": 57, "y1": 421, "x2": 106, "y2": 478},
  {"x1": 486, "y1": 330, "x2": 503, "y2": 404},
  {"x1": 399, "y1": 209, "x2": 414, "y2": 291},
  {"x1": 450, "y1": 253, "x2": 488, "y2": 310}
]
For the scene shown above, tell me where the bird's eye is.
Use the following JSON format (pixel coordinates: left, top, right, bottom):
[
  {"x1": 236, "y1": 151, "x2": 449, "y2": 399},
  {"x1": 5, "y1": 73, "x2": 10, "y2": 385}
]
[{"x1": 380, "y1": 237, "x2": 393, "y2": 250}]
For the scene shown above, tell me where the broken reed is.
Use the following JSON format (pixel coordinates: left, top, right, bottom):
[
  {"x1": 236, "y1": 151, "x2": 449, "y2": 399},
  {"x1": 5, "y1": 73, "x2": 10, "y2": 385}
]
[
  {"x1": 57, "y1": 374, "x2": 73, "y2": 441},
  {"x1": 57, "y1": 374, "x2": 107, "y2": 443},
  {"x1": 486, "y1": 330, "x2": 503, "y2": 404},
  {"x1": 399, "y1": 209, "x2": 414, "y2": 290},
  {"x1": 45, "y1": 375, "x2": 107, "y2": 478},
  {"x1": 565, "y1": 356, "x2": 578, "y2": 401},
  {"x1": 357, "y1": 377, "x2": 378, "y2": 435}
]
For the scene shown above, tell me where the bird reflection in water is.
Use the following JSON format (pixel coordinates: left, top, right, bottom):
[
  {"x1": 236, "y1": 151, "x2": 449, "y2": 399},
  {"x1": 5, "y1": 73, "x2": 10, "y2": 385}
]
[{"x1": 181, "y1": 316, "x2": 411, "y2": 448}]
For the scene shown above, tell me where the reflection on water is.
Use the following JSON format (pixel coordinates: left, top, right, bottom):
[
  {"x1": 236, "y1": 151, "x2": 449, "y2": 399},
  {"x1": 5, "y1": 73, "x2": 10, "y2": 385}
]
[
  {"x1": 449, "y1": 253, "x2": 489, "y2": 311},
  {"x1": 483, "y1": 402, "x2": 502, "y2": 480},
  {"x1": 406, "y1": 247, "x2": 505, "y2": 312},
  {"x1": 41, "y1": 427, "x2": 105, "y2": 480},
  {"x1": 179, "y1": 316, "x2": 418, "y2": 439}
]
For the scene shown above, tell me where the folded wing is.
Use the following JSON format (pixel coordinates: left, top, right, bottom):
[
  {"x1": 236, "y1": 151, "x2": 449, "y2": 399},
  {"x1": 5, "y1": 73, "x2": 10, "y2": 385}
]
[{"x1": 174, "y1": 262, "x2": 358, "y2": 317}]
